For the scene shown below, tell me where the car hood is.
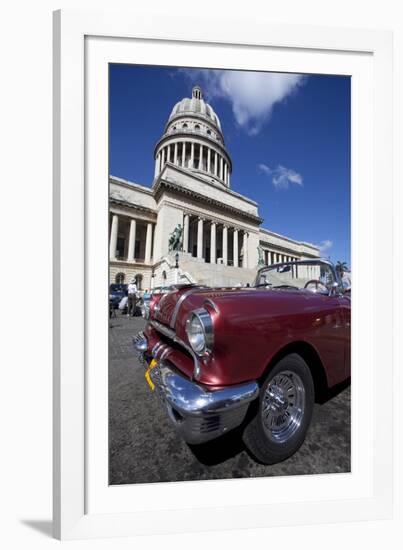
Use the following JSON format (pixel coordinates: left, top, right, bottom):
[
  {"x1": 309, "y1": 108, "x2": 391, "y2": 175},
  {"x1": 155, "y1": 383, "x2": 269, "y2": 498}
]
[{"x1": 151, "y1": 285, "x2": 311, "y2": 329}]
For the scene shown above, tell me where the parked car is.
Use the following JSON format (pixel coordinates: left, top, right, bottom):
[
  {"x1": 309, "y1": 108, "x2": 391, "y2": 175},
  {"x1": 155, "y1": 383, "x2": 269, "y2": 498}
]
[
  {"x1": 134, "y1": 259, "x2": 350, "y2": 464},
  {"x1": 109, "y1": 283, "x2": 128, "y2": 309}
]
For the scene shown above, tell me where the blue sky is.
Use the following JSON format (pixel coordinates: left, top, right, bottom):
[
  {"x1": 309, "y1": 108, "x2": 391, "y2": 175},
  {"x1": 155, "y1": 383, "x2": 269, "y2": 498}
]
[{"x1": 109, "y1": 64, "x2": 350, "y2": 266}]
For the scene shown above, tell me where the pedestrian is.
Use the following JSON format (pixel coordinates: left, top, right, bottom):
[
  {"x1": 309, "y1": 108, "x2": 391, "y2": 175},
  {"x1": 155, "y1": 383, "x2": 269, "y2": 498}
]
[{"x1": 127, "y1": 276, "x2": 138, "y2": 317}]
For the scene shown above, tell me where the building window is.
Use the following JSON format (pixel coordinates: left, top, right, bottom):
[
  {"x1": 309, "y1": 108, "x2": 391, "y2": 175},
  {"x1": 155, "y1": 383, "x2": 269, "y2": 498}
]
[
  {"x1": 115, "y1": 272, "x2": 125, "y2": 284},
  {"x1": 135, "y1": 273, "x2": 143, "y2": 290},
  {"x1": 135, "y1": 240, "x2": 141, "y2": 259},
  {"x1": 182, "y1": 123, "x2": 188, "y2": 129},
  {"x1": 194, "y1": 124, "x2": 200, "y2": 131},
  {"x1": 206, "y1": 129, "x2": 211, "y2": 135},
  {"x1": 116, "y1": 237, "x2": 125, "y2": 259}
]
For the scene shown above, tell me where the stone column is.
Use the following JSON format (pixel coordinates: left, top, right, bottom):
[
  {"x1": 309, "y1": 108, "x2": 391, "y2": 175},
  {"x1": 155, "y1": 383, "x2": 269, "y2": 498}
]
[
  {"x1": 154, "y1": 153, "x2": 159, "y2": 178},
  {"x1": 224, "y1": 162, "x2": 227, "y2": 184},
  {"x1": 161, "y1": 147, "x2": 166, "y2": 169},
  {"x1": 190, "y1": 142, "x2": 195, "y2": 168},
  {"x1": 210, "y1": 222, "x2": 216, "y2": 264},
  {"x1": 109, "y1": 214, "x2": 119, "y2": 260},
  {"x1": 220, "y1": 156, "x2": 224, "y2": 180},
  {"x1": 145, "y1": 222, "x2": 153, "y2": 263},
  {"x1": 167, "y1": 144, "x2": 171, "y2": 163},
  {"x1": 214, "y1": 151, "x2": 218, "y2": 176},
  {"x1": 197, "y1": 218, "x2": 204, "y2": 260},
  {"x1": 227, "y1": 171, "x2": 231, "y2": 186},
  {"x1": 199, "y1": 144, "x2": 203, "y2": 170},
  {"x1": 207, "y1": 148, "x2": 211, "y2": 173},
  {"x1": 183, "y1": 214, "x2": 190, "y2": 253},
  {"x1": 127, "y1": 218, "x2": 136, "y2": 261},
  {"x1": 181, "y1": 142, "x2": 186, "y2": 166},
  {"x1": 233, "y1": 229, "x2": 239, "y2": 267},
  {"x1": 174, "y1": 142, "x2": 178, "y2": 165},
  {"x1": 243, "y1": 232, "x2": 249, "y2": 268},
  {"x1": 222, "y1": 225, "x2": 228, "y2": 265}
]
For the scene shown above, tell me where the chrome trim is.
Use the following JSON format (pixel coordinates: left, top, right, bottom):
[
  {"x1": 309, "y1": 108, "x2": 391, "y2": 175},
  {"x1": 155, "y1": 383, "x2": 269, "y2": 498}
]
[
  {"x1": 160, "y1": 346, "x2": 172, "y2": 361},
  {"x1": 158, "y1": 344, "x2": 170, "y2": 361},
  {"x1": 150, "y1": 319, "x2": 201, "y2": 380},
  {"x1": 150, "y1": 320, "x2": 176, "y2": 340},
  {"x1": 155, "y1": 343, "x2": 168, "y2": 361},
  {"x1": 169, "y1": 286, "x2": 205, "y2": 329},
  {"x1": 185, "y1": 308, "x2": 214, "y2": 355},
  {"x1": 149, "y1": 360, "x2": 259, "y2": 444},
  {"x1": 133, "y1": 332, "x2": 148, "y2": 352},
  {"x1": 204, "y1": 298, "x2": 219, "y2": 313},
  {"x1": 151, "y1": 341, "x2": 164, "y2": 358},
  {"x1": 154, "y1": 362, "x2": 259, "y2": 414}
]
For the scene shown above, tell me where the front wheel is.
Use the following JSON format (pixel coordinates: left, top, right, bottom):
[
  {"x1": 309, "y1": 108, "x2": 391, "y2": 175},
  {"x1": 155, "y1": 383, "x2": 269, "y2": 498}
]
[{"x1": 243, "y1": 354, "x2": 314, "y2": 464}]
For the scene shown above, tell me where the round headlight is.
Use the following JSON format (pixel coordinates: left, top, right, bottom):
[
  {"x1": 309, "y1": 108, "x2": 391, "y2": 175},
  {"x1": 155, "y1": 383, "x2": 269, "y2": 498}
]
[{"x1": 185, "y1": 308, "x2": 214, "y2": 355}]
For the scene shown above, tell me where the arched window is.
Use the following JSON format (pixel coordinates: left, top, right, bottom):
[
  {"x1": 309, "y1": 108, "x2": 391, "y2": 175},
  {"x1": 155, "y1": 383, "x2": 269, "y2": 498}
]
[
  {"x1": 194, "y1": 124, "x2": 200, "y2": 131},
  {"x1": 115, "y1": 272, "x2": 125, "y2": 284},
  {"x1": 182, "y1": 123, "x2": 188, "y2": 129},
  {"x1": 135, "y1": 273, "x2": 143, "y2": 290}
]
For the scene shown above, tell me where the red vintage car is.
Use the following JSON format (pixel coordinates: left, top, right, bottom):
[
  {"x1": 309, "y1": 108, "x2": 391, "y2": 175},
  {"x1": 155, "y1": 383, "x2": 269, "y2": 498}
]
[{"x1": 134, "y1": 259, "x2": 351, "y2": 464}]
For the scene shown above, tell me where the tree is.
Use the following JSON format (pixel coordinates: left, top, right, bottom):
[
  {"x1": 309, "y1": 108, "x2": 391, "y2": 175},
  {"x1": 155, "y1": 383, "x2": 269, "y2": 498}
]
[{"x1": 336, "y1": 261, "x2": 348, "y2": 277}]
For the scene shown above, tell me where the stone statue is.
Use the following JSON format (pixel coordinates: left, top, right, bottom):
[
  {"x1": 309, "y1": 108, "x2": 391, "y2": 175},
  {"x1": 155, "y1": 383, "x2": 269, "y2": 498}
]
[
  {"x1": 168, "y1": 224, "x2": 183, "y2": 251},
  {"x1": 257, "y1": 245, "x2": 265, "y2": 267}
]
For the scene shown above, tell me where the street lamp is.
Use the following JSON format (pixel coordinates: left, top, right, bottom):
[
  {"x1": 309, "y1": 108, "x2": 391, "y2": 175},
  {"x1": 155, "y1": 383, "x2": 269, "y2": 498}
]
[{"x1": 175, "y1": 252, "x2": 179, "y2": 284}]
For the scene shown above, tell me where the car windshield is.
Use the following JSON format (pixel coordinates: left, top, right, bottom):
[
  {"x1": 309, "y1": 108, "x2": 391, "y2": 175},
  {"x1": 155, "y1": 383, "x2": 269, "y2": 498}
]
[{"x1": 254, "y1": 260, "x2": 338, "y2": 295}]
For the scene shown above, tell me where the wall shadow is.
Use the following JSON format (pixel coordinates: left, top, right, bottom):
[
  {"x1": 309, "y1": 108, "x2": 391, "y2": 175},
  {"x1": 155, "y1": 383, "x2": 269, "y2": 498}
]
[{"x1": 21, "y1": 520, "x2": 53, "y2": 538}]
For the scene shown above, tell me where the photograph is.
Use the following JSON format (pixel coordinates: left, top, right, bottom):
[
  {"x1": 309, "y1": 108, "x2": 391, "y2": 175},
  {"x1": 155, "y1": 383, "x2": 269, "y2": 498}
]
[{"x1": 108, "y1": 64, "x2": 351, "y2": 485}]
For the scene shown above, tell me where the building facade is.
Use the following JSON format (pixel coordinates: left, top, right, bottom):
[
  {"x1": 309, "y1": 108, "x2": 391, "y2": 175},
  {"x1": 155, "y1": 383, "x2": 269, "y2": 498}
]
[{"x1": 109, "y1": 86, "x2": 319, "y2": 289}]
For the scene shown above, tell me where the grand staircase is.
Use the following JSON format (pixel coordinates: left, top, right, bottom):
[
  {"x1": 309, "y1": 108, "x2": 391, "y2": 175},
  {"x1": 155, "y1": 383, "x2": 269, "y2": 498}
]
[{"x1": 153, "y1": 252, "x2": 257, "y2": 288}]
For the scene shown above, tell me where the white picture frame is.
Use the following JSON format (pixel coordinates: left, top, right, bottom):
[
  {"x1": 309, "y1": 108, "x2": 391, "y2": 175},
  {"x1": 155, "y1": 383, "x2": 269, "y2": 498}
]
[{"x1": 53, "y1": 9, "x2": 393, "y2": 540}]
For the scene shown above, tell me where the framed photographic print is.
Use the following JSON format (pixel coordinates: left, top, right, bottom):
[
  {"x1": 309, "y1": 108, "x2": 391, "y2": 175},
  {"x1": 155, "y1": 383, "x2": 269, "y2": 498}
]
[{"x1": 53, "y1": 9, "x2": 393, "y2": 540}]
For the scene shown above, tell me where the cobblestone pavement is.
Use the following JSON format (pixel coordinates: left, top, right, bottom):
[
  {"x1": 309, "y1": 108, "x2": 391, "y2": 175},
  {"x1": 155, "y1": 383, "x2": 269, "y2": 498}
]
[{"x1": 109, "y1": 313, "x2": 351, "y2": 485}]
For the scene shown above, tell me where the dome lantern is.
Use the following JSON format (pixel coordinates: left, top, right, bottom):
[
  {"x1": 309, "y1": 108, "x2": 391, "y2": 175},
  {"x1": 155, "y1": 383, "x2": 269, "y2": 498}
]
[{"x1": 192, "y1": 85, "x2": 202, "y2": 100}]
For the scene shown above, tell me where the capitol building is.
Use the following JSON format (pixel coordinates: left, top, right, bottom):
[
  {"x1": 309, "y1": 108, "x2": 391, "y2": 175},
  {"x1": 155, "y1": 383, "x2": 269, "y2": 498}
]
[{"x1": 109, "y1": 86, "x2": 319, "y2": 289}]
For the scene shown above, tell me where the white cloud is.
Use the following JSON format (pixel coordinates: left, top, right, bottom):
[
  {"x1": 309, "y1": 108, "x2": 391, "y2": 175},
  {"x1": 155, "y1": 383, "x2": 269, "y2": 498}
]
[
  {"x1": 318, "y1": 239, "x2": 333, "y2": 253},
  {"x1": 258, "y1": 163, "x2": 303, "y2": 190},
  {"x1": 181, "y1": 69, "x2": 306, "y2": 135}
]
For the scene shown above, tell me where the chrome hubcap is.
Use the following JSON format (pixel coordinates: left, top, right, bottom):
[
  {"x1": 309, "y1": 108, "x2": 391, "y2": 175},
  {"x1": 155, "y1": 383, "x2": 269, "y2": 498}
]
[{"x1": 261, "y1": 370, "x2": 305, "y2": 443}]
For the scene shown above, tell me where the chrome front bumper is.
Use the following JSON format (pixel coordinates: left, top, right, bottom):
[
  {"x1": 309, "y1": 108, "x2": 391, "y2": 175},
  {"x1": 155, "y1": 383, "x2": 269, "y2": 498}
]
[{"x1": 134, "y1": 331, "x2": 259, "y2": 444}]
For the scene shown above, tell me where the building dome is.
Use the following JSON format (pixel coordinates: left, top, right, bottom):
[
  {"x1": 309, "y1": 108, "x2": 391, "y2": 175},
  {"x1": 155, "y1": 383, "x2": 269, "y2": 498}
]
[
  {"x1": 153, "y1": 86, "x2": 232, "y2": 188},
  {"x1": 168, "y1": 86, "x2": 222, "y2": 131}
]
